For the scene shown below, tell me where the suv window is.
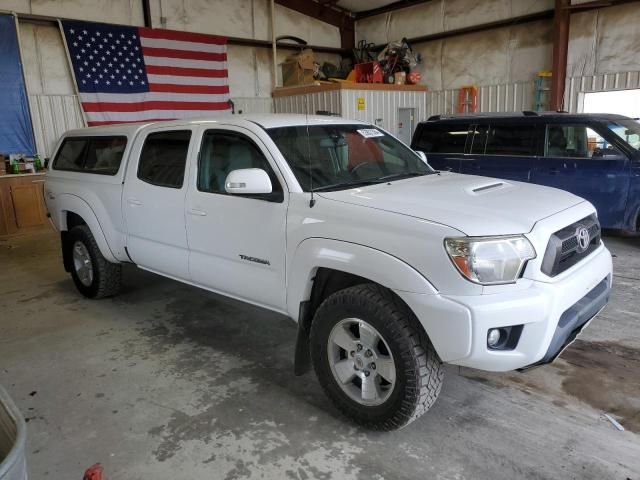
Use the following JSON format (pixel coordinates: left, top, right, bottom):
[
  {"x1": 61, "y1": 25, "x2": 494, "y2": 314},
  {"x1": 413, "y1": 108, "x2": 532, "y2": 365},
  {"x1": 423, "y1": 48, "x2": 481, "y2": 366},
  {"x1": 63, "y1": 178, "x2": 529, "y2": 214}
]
[
  {"x1": 54, "y1": 136, "x2": 127, "y2": 175},
  {"x1": 414, "y1": 124, "x2": 470, "y2": 153},
  {"x1": 545, "y1": 124, "x2": 614, "y2": 158},
  {"x1": 198, "y1": 130, "x2": 283, "y2": 201},
  {"x1": 481, "y1": 124, "x2": 537, "y2": 156},
  {"x1": 138, "y1": 130, "x2": 191, "y2": 188}
]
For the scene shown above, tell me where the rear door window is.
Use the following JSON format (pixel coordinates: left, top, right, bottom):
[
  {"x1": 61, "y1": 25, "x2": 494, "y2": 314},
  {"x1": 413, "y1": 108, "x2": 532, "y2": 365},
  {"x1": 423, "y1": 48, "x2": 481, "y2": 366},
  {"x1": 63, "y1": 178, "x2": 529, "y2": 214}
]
[
  {"x1": 482, "y1": 124, "x2": 537, "y2": 156},
  {"x1": 414, "y1": 124, "x2": 470, "y2": 153},
  {"x1": 138, "y1": 130, "x2": 192, "y2": 188},
  {"x1": 54, "y1": 136, "x2": 127, "y2": 175}
]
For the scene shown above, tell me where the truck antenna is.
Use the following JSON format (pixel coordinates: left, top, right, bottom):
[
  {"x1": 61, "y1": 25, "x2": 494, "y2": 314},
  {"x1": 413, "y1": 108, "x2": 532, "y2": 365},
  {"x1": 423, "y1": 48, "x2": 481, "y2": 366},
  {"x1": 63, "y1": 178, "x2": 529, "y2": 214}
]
[{"x1": 305, "y1": 95, "x2": 315, "y2": 208}]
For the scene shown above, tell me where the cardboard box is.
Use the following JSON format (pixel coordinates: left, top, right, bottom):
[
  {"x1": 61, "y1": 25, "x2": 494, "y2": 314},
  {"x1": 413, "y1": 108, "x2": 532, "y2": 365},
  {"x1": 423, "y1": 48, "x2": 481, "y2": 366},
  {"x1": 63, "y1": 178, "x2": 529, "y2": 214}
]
[{"x1": 281, "y1": 49, "x2": 315, "y2": 87}]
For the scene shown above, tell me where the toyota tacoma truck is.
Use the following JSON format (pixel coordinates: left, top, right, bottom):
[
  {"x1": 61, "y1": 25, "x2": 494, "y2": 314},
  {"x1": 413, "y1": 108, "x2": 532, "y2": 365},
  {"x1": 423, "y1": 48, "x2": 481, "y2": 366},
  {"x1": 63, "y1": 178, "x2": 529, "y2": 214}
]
[{"x1": 44, "y1": 114, "x2": 612, "y2": 430}]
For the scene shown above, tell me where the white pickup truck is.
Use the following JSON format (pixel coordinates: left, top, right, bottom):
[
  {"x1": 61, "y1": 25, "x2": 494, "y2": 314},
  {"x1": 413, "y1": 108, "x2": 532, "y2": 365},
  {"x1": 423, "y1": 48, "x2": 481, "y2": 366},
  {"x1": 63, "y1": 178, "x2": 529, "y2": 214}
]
[{"x1": 44, "y1": 114, "x2": 612, "y2": 430}]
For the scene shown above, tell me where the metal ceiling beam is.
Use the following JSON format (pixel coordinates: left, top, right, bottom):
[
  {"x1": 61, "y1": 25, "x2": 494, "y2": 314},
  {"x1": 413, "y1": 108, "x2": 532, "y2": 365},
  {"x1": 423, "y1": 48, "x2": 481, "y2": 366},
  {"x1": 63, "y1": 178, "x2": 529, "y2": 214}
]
[
  {"x1": 355, "y1": 0, "x2": 435, "y2": 20},
  {"x1": 371, "y1": 9, "x2": 555, "y2": 49}
]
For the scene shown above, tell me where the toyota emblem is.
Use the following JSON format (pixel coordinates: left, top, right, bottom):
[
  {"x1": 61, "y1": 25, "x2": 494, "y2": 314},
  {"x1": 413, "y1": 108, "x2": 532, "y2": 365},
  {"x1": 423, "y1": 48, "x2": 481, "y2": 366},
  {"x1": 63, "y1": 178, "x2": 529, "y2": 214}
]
[{"x1": 576, "y1": 227, "x2": 591, "y2": 252}]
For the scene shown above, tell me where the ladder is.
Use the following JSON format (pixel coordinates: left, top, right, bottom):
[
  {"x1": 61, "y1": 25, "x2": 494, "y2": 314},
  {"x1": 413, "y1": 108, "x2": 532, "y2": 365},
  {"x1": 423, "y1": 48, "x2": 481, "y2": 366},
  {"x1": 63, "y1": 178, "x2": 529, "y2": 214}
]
[
  {"x1": 534, "y1": 71, "x2": 552, "y2": 111},
  {"x1": 457, "y1": 86, "x2": 478, "y2": 113}
]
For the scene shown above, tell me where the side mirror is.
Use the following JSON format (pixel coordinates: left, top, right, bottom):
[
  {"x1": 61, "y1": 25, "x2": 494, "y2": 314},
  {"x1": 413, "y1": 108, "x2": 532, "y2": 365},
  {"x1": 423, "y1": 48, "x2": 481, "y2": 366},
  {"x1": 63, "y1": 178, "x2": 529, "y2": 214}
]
[
  {"x1": 225, "y1": 168, "x2": 272, "y2": 195},
  {"x1": 415, "y1": 150, "x2": 428, "y2": 163}
]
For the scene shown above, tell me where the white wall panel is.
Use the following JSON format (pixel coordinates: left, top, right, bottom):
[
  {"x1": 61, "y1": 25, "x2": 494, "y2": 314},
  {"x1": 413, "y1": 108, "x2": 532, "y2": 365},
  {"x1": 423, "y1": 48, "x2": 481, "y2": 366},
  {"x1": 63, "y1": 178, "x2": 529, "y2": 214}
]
[
  {"x1": 18, "y1": 21, "x2": 85, "y2": 156},
  {"x1": 274, "y1": 4, "x2": 340, "y2": 48},
  {"x1": 568, "y1": 3, "x2": 640, "y2": 77},
  {"x1": 232, "y1": 97, "x2": 273, "y2": 114},
  {"x1": 29, "y1": 94, "x2": 85, "y2": 157},
  {"x1": 6, "y1": 0, "x2": 144, "y2": 25},
  {"x1": 18, "y1": 22, "x2": 75, "y2": 95},
  {"x1": 355, "y1": 0, "x2": 553, "y2": 46}
]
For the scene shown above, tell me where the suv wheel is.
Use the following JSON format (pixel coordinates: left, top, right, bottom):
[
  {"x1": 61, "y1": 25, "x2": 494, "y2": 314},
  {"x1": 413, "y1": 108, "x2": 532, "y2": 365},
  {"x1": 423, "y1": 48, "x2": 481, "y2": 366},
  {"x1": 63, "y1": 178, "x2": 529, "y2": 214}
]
[
  {"x1": 67, "y1": 225, "x2": 122, "y2": 299},
  {"x1": 310, "y1": 284, "x2": 443, "y2": 430}
]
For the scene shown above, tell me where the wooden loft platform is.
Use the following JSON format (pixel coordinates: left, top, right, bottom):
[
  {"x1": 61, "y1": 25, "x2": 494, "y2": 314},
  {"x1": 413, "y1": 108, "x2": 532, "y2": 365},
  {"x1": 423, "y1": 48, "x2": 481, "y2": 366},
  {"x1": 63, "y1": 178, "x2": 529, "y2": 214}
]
[{"x1": 272, "y1": 82, "x2": 428, "y2": 97}]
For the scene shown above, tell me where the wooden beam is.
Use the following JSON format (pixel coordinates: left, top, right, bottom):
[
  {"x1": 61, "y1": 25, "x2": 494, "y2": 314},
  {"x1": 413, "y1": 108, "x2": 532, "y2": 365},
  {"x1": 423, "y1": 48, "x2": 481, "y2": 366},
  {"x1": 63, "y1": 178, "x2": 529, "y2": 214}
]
[{"x1": 550, "y1": 0, "x2": 570, "y2": 110}]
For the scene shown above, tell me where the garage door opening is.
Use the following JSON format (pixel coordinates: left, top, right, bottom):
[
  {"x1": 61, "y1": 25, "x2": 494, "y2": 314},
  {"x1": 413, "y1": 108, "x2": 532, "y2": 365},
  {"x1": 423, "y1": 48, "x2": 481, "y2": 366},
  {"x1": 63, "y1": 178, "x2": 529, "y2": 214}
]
[{"x1": 582, "y1": 89, "x2": 640, "y2": 118}]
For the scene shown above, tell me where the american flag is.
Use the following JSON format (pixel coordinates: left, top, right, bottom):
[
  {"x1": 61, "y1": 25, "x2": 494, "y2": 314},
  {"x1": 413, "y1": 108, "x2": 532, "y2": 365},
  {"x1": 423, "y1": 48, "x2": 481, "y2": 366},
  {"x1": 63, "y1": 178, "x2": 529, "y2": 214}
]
[{"x1": 61, "y1": 20, "x2": 231, "y2": 126}]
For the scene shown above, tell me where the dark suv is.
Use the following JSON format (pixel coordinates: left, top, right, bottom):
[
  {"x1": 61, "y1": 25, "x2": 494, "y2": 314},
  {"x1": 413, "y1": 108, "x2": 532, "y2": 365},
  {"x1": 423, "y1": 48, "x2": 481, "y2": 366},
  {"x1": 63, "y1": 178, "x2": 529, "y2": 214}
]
[{"x1": 411, "y1": 112, "x2": 640, "y2": 231}]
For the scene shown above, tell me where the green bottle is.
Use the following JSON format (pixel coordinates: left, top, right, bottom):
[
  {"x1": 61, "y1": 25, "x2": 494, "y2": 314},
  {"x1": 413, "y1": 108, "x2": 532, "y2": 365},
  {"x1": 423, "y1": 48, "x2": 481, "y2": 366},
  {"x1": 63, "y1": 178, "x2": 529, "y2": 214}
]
[{"x1": 34, "y1": 154, "x2": 42, "y2": 171}]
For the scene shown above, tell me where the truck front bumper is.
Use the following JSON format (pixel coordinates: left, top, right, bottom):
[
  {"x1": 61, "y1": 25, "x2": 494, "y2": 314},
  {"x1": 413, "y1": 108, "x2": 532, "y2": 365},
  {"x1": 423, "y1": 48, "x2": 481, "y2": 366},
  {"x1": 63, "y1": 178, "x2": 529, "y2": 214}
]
[{"x1": 396, "y1": 244, "x2": 613, "y2": 372}]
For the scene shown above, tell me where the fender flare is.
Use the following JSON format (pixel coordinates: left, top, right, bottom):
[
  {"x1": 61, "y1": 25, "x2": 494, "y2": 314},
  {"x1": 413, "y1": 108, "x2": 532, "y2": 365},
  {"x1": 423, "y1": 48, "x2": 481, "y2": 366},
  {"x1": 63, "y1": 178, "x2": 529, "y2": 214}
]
[
  {"x1": 55, "y1": 194, "x2": 118, "y2": 263},
  {"x1": 286, "y1": 238, "x2": 437, "y2": 321}
]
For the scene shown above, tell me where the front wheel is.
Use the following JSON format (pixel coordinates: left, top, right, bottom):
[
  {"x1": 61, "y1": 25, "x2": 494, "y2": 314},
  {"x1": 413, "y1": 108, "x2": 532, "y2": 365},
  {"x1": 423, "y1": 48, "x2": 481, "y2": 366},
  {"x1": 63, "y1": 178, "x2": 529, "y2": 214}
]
[
  {"x1": 310, "y1": 284, "x2": 444, "y2": 430},
  {"x1": 66, "y1": 225, "x2": 122, "y2": 299}
]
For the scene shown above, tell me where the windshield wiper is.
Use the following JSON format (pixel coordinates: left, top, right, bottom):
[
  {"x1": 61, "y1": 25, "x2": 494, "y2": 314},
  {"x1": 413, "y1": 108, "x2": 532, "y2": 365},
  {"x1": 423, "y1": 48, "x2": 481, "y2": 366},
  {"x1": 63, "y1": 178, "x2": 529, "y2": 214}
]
[
  {"x1": 376, "y1": 172, "x2": 430, "y2": 182},
  {"x1": 312, "y1": 179, "x2": 385, "y2": 192}
]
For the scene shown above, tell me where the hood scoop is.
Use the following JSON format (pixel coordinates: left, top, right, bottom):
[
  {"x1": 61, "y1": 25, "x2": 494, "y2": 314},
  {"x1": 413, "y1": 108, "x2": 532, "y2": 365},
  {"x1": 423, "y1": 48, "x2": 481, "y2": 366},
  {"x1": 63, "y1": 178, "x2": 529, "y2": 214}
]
[{"x1": 468, "y1": 181, "x2": 509, "y2": 195}]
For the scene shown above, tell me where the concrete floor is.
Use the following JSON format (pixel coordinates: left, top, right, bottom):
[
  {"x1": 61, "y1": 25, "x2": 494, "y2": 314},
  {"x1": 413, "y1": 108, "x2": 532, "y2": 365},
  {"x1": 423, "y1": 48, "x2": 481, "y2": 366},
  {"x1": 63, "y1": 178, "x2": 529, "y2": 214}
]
[{"x1": 1, "y1": 227, "x2": 639, "y2": 480}]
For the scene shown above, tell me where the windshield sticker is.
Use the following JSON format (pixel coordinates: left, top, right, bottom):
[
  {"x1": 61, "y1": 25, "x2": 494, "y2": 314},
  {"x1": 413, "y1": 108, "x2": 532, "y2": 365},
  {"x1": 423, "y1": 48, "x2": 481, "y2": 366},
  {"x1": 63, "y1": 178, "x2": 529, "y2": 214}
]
[{"x1": 357, "y1": 129, "x2": 384, "y2": 138}]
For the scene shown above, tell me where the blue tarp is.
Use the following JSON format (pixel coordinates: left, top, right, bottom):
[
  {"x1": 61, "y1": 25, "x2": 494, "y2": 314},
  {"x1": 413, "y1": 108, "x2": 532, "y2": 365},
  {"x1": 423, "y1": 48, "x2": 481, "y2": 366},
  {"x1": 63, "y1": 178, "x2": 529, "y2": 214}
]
[{"x1": 0, "y1": 14, "x2": 35, "y2": 155}]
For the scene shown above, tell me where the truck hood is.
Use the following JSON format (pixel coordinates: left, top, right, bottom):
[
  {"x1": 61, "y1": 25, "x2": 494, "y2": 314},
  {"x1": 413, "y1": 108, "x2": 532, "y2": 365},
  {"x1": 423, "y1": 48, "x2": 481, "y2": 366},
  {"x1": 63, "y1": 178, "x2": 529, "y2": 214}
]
[{"x1": 317, "y1": 173, "x2": 585, "y2": 236}]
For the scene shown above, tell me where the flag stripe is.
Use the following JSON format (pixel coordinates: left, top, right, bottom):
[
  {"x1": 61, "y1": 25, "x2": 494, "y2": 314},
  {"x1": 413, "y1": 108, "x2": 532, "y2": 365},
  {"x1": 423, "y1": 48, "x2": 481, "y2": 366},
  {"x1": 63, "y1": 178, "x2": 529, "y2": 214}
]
[
  {"x1": 81, "y1": 100, "x2": 231, "y2": 112},
  {"x1": 84, "y1": 109, "x2": 231, "y2": 122},
  {"x1": 146, "y1": 65, "x2": 228, "y2": 78},
  {"x1": 144, "y1": 55, "x2": 226, "y2": 70},
  {"x1": 146, "y1": 74, "x2": 228, "y2": 86},
  {"x1": 149, "y1": 83, "x2": 230, "y2": 94},
  {"x1": 139, "y1": 36, "x2": 226, "y2": 54},
  {"x1": 139, "y1": 27, "x2": 226, "y2": 45},
  {"x1": 80, "y1": 92, "x2": 230, "y2": 103},
  {"x1": 141, "y1": 46, "x2": 227, "y2": 61}
]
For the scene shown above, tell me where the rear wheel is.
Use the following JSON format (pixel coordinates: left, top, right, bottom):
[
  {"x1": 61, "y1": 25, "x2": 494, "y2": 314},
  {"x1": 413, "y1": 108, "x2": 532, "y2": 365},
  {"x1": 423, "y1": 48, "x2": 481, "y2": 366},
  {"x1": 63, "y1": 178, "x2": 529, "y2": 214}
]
[
  {"x1": 310, "y1": 284, "x2": 443, "y2": 430},
  {"x1": 66, "y1": 225, "x2": 122, "y2": 299}
]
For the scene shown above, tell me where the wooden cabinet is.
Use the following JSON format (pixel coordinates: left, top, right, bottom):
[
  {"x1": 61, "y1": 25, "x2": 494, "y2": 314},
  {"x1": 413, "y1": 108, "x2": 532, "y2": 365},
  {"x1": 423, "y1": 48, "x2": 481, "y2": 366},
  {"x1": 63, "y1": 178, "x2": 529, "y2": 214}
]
[{"x1": 0, "y1": 173, "x2": 48, "y2": 236}]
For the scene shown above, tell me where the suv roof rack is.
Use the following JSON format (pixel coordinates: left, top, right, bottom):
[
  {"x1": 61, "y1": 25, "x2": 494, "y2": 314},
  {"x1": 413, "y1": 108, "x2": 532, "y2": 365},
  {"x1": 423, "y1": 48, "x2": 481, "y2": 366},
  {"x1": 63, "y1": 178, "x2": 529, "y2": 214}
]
[{"x1": 426, "y1": 111, "x2": 547, "y2": 122}]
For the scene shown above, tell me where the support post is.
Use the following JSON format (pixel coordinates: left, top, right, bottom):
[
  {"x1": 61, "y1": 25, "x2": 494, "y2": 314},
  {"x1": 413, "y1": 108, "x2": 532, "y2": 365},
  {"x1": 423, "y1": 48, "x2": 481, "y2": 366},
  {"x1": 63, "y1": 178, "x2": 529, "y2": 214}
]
[{"x1": 550, "y1": 0, "x2": 570, "y2": 111}]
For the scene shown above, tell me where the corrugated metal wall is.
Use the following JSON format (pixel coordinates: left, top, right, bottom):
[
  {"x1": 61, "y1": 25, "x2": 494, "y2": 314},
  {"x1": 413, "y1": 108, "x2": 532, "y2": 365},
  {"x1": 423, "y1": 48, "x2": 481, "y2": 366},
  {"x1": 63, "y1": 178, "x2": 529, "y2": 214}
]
[
  {"x1": 231, "y1": 97, "x2": 273, "y2": 114},
  {"x1": 273, "y1": 89, "x2": 428, "y2": 138},
  {"x1": 340, "y1": 89, "x2": 428, "y2": 137},
  {"x1": 28, "y1": 95, "x2": 85, "y2": 157},
  {"x1": 273, "y1": 90, "x2": 343, "y2": 116},
  {"x1": 565, "y1": 71, "x2": 640, "y2": 113},
  {"x1": 425, "y1": 81, "x2": 535, "y2": 117}
]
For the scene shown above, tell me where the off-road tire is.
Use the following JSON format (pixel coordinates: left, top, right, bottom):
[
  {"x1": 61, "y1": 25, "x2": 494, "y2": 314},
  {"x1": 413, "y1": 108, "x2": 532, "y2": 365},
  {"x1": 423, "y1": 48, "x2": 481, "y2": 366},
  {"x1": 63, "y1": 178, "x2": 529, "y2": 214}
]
[
  {"x1": 67, "y1": 225, "x2": 122, "y2": 299},
  {"x1": 310, "y1": 283, "x2": 444, "y2": 430}
]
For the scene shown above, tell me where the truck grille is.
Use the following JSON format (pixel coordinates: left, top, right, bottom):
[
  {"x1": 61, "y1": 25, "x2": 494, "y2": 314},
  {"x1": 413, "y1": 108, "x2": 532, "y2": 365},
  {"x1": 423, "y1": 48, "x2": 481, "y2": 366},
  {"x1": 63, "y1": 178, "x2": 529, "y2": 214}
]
[{"x1": 541, "y1": 215, "x2": 601, "y2": 277}]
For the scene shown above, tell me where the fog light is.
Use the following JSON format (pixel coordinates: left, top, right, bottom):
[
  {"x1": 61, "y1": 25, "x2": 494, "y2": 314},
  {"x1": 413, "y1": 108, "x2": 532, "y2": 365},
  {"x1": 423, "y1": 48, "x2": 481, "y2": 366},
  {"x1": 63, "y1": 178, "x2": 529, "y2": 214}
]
[{"x1": 487, "y1": 328, "x2": 502, "y2": 348}]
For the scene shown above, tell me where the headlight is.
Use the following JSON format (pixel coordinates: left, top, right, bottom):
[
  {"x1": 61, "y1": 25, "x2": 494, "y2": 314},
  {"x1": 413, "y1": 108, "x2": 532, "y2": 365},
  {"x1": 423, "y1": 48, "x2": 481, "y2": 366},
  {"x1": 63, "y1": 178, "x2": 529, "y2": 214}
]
[{"x1": 444, "y1": 236, "x2": 536, "y2": 285}]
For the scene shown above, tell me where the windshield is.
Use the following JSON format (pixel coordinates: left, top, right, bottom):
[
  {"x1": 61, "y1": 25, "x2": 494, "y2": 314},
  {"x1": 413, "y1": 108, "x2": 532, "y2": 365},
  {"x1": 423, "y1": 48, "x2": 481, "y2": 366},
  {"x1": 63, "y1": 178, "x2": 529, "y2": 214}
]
[
  {"x1": 267, "y1": 124, "x2": 434, "y2": 191},
  {"x1": 607, "y1": 119, "x2": 640, "y2": 151}
]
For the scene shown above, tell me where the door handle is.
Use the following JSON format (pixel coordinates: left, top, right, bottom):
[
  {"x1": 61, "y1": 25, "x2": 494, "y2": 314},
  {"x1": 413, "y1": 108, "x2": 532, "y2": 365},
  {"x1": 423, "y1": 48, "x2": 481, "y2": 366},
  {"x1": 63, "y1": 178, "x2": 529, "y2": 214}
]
[
  {"x1": 188, "y1": 208, "x2": 207, "y2": 216},
  {"x1": 127, "y1": 197, "x2": 142, "y2": 206},
  {"x1": 548, "y1": 168, "x2": 560, "y2": 175}
]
